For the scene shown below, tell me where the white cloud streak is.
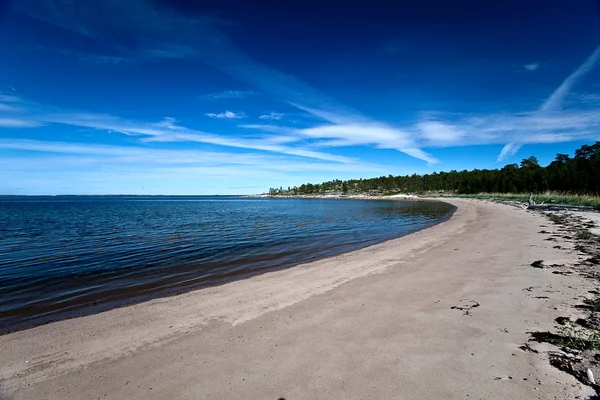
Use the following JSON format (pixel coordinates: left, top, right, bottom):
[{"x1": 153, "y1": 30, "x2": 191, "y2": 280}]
[
  {"x1": 205, "y1": 110, "x2": 246, "y2": 119},
  {"x1": 0, "y1": 95, "x2": 22, "y2": 103},
  {"x1": 492, "y1": 45, "x2": 600, "y2": 161},
  {"x1": 0, "y1": 138, "x2": 383, "y2": 176},
  {"x1": 0, "y1": 118, "x2": 43, "y2": 128},
  {"x1": 2, "y1": 97, "x2": 357, "y2": 164},
  {"x1": 8, "y1": 1, "x2": 600, "y2": 167},
  {"x1": 244, "y1": 122, "x2": 440, "y2": 164},
  {"x1": 79, "y1": 54, "x2": 128, "y2": 65},
  {"x1": 239, "y1": 124, "x2": 291, "y2": 134},
  {"x1": 12, "y1": 0, "x2": 434, "y2": 163},
  {"x1": 28, "y1": 45, "x2": 129, "y2": 65},
  {"x1": 259, "y1": 112, "x2": 285, "y2": 120},
  {"x1": 418, "y1": 121, "x2": 464, "y2": 146},
  {"x1": 523, "y1": 63, "x2": 539, "y2": 71},
  {"x1": 570, "y1": 92, "x2": 600, "y2": 106},
  {"x1": 198, "y1": 90, "x2": 256, "y2": 100},
  {"x1": 541, "y1": 45, "x2": 600, "y2": 112},
  {"x1": 416, "y1": 110, "x2": 600, "y2": 148},
  {"x1": 0, "y1": 103, "x2": 21, "y2": 112},
  {"x1": 497, "y1": 143, "x2": 522, "y2": 162}
]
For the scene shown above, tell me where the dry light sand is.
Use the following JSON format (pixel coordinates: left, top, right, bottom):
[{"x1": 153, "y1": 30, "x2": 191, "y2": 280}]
[{"x1": 0, "y1": 199, "x2": 596, "y2": 399}]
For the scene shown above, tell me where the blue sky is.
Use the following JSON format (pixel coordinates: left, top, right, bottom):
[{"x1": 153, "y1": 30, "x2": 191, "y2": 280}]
[{"x1": 1, "y1": 0, "x2": 599, "y2": 194}]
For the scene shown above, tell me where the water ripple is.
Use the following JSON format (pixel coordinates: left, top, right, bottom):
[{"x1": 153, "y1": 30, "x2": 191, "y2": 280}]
[{"x1": 0, "y1": 196, "x2": 453, "y2": 333}]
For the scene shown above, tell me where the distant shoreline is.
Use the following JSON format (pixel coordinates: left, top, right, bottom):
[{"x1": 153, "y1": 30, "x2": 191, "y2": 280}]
[
  {"x1": 243, "y1": 193, "x2": 422, "y2": 200},
  {"x1": 0, "y1": 194, "x2": 242, "y2": 197}
]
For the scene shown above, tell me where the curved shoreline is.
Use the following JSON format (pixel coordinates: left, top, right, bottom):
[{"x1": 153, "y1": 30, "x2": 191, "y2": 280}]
[
  {"x1": 1, "y1": 199, "x2": 454, "y2": 335},
  {"x1": 0, "y1": 198, "x2": 593, "y2": 399}
]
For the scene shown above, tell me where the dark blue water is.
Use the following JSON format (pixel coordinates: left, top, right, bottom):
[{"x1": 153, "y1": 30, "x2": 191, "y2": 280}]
[{"x1": 0, "y1": 196, "x2": 453, "y2": 333}]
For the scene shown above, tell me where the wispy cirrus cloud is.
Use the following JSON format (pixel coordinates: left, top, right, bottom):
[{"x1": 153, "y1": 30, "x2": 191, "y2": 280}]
[
  {"x1": 259, "y1": 112, "x2": 286, "y2": 120},
  {"x1": 0, "y1": 138, "x2": 347, "y2": 169},
  {"x1": 0, "y1": 94, "x2": 22, "y2": 103},
  {"x1": 497, "y1": 143, "x2": 522, "y2": 161},
  {"x1": 0, "y1": 94, "x2": 24, "y2": 113},
  {"x1": 205, "y1": 110, "x2": 246, "y2": 119},
  {"x1": 523, "y1": 62, "x2": 540, "y2": 71},
  {"x1": 0, "y1": 103, "x2": 21, "y2": 112},
  {"x1": 0, "y1": 138, "x2": 378, "y2": 170},
  {"x1": 0, "y1": 95, "x2": 357, "y2": 164},
  {"x1": 27, "y1": 45, "x2": 129, "y2": 65},
  {"x1": 577, "y1": 93, "x2": 600, "y2": 105},
  {"x1": 417, "y1": 121, "x2": 465, "y2": 146},
  {"x1": 455, "y1": 44, "x2": 600, "y2": 161},
  {"x1": 239, "y1": 122, "x2": 439, "y2": 165},
  {"x1": 0, "y1": 138, "x2": 383, "y2": 193},
  {"x1": 541, "y1": 45, "x2": 600, "y2": 112},
  {"x1": 413, "y1": 108, "x2": 600, "y2": 162},
  {"x1": 12, "y1": 0, "x2": 435, "y2": 164},
  {"x1": 9, "y1": 0, "x2": 600, "y2": 166},
  {"x1": 198, "y1": 90, "x2": 256, "y2": 100},
  {"x1": 294, "y1": 123, "x2": 435, "y2": 162},
  {"x1": 0, "y1": 117, "x2": 43, "y2": 128},
  {"x1": 239, "y1": 124, "x2": 291, "y2": 134},
  {"x1": 491, "y1": 45, "x2": 600, "y2": 161},
  {"x1": 79, "y1": 54, "x2": 129, "y2": 65},
  {"x1": 416, "y1": 109, "x2": 600, "y2": 144}
]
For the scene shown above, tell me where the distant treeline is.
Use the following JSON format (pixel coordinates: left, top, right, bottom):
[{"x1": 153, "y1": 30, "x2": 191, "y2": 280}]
[{"x1": 269, "y1": 142, "x2": 600, "y2": 196}]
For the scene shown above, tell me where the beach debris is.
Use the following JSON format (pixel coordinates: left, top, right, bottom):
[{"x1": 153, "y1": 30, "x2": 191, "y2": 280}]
[
  {"x1": 519, "y1": 343, "x2": 539, "y2": 353},
  {"x1": 531, "y1": 260, "x2": 545, "y2": 269},
  {"x1": 526, "y1": 210, "x2": 600, "y2": 389},
  {"x1": 529, "y1": 204, "x2": 598, "y2": 211},
  {"x1": 523, "y1": 286, "x2": 540, "y2": 292},
  {"x1": 587, "y1": 368, "x2": 595, "y2": 385},
  {"x1": 525, "y1": 193, "x2": 598, "y2": 211},
  {"x1": 451, "y1": 300, "x2": 480, "y2": 316}
]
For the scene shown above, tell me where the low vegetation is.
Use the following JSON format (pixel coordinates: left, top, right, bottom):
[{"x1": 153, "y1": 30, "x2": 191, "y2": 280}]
[
  {"x1": 534, "y1": 320, "x2": 600, "y2": 351},
  {"x1": 548, "y1": 213, "x2": 568, "y2": 224},
  {"x1": 556, "y1": 321, "x2": 600, "y2": 350},
  {"x1": 578, "y1": 230, "x2": 595, "y2": 240},
  {"x1": 583, "y1": 298, "x2": 600, "y2": 313},
  {"x1": 556, "y1": 320, "x2": 600, "y2": 350},
  {"x1": 446, "y1": 193, "x2": 600, "y2": 209}
]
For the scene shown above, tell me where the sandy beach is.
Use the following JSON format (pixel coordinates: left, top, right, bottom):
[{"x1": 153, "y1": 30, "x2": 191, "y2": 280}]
[{"x1": 0, "y1": 198, "x2": 596, "y2": 399}]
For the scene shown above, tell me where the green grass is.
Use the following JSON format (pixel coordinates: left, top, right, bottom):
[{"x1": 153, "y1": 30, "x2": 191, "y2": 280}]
[
  {"x1": 432, "y1": 192, "x2": 600, "y2": 209},
  {"x1": 548, "y1": 214, "x2": 567, "y2": 224},
  {"x1": 577, "y1": 229, "x2": 594, "y2": 240},
  {"x1": 583, "y1": 298, "x2": 600, "y2": 312},
  {"x1": 533, "y1": 320, "x2": 600, "y2": 350},
  {"x1": 556, "y1": 321, "x2": 600, "y2": 350}
]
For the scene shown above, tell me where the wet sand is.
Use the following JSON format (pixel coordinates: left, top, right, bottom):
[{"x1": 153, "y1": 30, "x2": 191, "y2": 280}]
[{"x1": 0, "y1": 199, "x2": 594, "y2": 399}]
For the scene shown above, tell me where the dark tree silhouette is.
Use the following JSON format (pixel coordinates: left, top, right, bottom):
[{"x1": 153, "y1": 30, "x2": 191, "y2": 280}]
[{"x1": 269, "y1": 142, "x2": 600, "y2": 196}]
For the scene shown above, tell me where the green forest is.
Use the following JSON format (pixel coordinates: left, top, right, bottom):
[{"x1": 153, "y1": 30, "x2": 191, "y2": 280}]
[{"x1": 269, "y1": 142, "x2": 600, "y2": 196}]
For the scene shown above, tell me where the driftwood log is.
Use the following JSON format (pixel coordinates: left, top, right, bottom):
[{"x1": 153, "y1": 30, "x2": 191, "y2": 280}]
[
  {"x1": 527, "y1": 204, "x2": 598, "y2": 211},
  {"x1": 525, "y1": 193, "x2": 598, "y2": 211}
]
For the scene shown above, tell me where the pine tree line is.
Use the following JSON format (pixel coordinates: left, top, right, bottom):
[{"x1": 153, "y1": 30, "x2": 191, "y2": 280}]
[{"x1": 269, "y1": 142, "x2": 600, "y2": 196}]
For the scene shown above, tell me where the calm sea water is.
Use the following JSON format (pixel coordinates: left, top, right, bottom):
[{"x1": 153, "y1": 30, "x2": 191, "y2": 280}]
[{"x1": 0, "y1": 196, "x2": 453, "y2": 333}]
